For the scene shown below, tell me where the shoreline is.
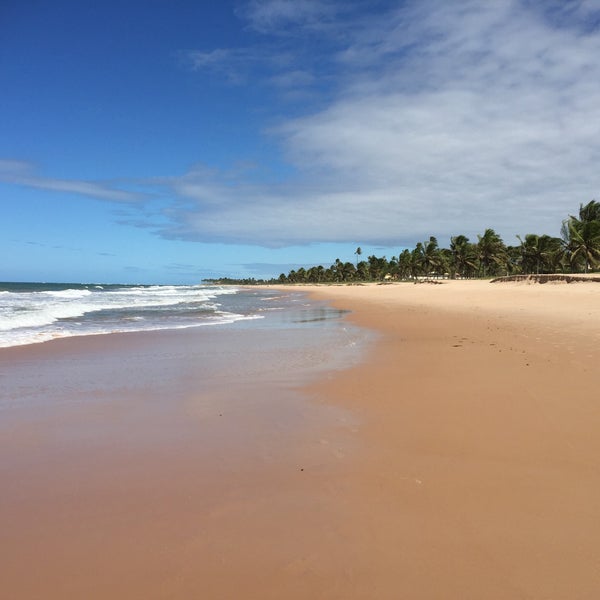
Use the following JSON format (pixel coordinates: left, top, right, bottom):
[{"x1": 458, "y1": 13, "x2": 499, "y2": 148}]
[
  {"x1": 2, "y1": 280, "x2": 600, "y2": 598},
  {"x1": 0, "y1": 297, "x2": 364, "y2": 600}
]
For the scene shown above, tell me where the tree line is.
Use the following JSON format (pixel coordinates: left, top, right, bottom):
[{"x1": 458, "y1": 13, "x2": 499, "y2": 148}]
[{"x1": 207, "y1": 200, "x2": 600, "y2": 285}]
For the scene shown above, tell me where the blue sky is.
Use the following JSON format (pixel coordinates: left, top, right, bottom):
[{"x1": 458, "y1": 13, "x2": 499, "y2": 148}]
[{"x1": 2, "y1": 0, "x2": 600, "y2": 284}]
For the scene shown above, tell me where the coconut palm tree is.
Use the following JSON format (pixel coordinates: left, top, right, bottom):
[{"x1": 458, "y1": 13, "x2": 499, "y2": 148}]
[
  {"x1": 421, "y1": 236, "x2": 443, "y2": 278},
  {"x1": 332, "y1": 258, "x2": 344, "y2": 282},
  {"x1": 410, "y1": 243, "x2": 424, "y2": 278},
  {"x1": 578, "y1": 200, "x2": 600, "y2": 224},
  {"x1": 306, "y1": 265, "x2": 325, "y2": 283},
  {"x1": 450, "y1": 235, "x2": 478, "y2": 278},
  {"x1": 397, "y1": 249, "x2": 412, "y2": 279},
  {"x1": 367, "y1": 255, "x2": 389, "y2": 280},
  {"x1": 356, "y1": 260, "x2": 370, "y2": 281},
  {"x1": 538, "y1": 235, "x2": 564, "y2": 273},
  {"x1": 517, "y1": 234, "x2": 543, "y2": 274},
  {"x1": 354, "y1": 246, "x2": 362, "y2": 267},
  {"x1": 341, "y1": 261, "x2": 356, "y2": 281},
  {"x1": 477, "y1": 228, "x2": 507, "y2": 277},
  {"x1": 562, "y1": 218, "x2": 600, "y2": 273}
]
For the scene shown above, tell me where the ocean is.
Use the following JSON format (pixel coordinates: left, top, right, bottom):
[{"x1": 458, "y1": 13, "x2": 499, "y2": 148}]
[
  {"x1": 0, "y1": 282, "x2": 319, "y2": 348},
  {"x1": 0, "y1": 282, "x2": 369, "y2": 414},
  {"x1": 0, "y1": 282, "x2": 371, "y2": 596}
]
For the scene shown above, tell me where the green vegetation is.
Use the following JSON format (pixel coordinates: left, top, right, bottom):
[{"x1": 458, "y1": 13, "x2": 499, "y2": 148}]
[{"x1": 206, "y1": 200, "x2": 600, "y2": 285}]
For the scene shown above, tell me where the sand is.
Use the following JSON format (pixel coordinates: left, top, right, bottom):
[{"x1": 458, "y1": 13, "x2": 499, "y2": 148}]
[
  {"x1": 2, "y1": 279, "x2": 600, "y2": 599},
  {"x1": 300, "y1": 280, "x2": 600, "y2": 599}
]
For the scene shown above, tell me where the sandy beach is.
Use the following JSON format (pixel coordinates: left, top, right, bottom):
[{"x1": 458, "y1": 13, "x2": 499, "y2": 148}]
[
  {"x1": 2, "y1": 279, "x2": 600, "y2": 599},
  {"x1": 301, "y1": 279, "x2": 600, "y2": 599}
]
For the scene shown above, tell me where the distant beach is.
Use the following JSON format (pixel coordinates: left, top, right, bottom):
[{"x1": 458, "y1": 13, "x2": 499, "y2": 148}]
[{"x1": 2, "y1": 279, "x2": 600, "y2": 598}]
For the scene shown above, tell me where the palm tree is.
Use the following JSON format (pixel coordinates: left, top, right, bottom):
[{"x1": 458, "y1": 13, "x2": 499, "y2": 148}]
[
  {"x1": 477, "y1": 228, "x2": 507, "y2": 277},
  {"x1": 354, "y1": 246, "x2": 362, "y2": 267},
  {"x1": 367, "y1": 255, "x2": 388, "y2": 280},
  {"x1": 265, "y1": 199, "x2": 599, "y2": 286},
  {"x1": 562, "y1": 218, "x2": 600, "y2": 273},
  {"x1": 387, "y1": 256, "x2": 399, "y2": 279},
  {"x1": 538, "y1": 235, "x2": 564, "y2": 273},
  {"x1": 422, "y1": 236, "x2": 443, "y2": 278},
  {"x1": 411, "y1": 243, "x2": 425, "y2": 278},
  {"x1": 332, "y1": 258, "x2": 344, "y2": 282},
  {"x1": 356, "y1": 260, "x2": 370, "y2": 281},
  {"x1": 324, "y1": 266, "x2": 336, "y2": 282},
  {"x1": 560, "y1": 199, "x2": 600, "y2": 273},
  {"x1": 517, "y1": 234, "x2": 543, "y2": 274},
  {"x1": 450, "y1": 235, "x2": 478, "y2": 278},
  {"x1": 295, "y1": 267, "x2": 307, "y2": 282},
  {"x1": 306, "y1": 265, "x2": 325, "y2": 283},
  {"x1": 397, "y1": 249, "x2": 412, "y2": 279},
  {"x1": 541, "y1": 236, "x2": 566, "y2": 273},
  {"x1": 578, "y1": 200, "x2": 600, "y2": 224},
  {"x1": 341, "y1": 261, "x2": 356, "y2": 281}
]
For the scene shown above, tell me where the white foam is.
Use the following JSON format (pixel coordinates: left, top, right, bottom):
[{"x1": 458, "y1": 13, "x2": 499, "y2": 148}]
[
  {"x1": 0, "y1": 285, "x2": 254, "y2": 348},
  {"x1": 0, "y1": 311, "x2": 263, "y2": 348},
  {"x1": 40, "y1": 289, "x2": 92, "y2": 299}
]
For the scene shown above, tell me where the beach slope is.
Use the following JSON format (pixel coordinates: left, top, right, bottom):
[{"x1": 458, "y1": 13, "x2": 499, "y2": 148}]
[
  {"x1": 299, "y1": 279, "x2": 600, "y2": 598},
  {"x1": 2, "y1": 279, "x2": 600, "y2": 599}
]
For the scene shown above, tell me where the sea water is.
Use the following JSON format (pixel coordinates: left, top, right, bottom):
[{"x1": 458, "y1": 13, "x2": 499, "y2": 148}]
[
  {"x1": 0, "y1": 282, "x2": 271, "y2": 348},
  {"x1": 0, "y1": 283, "x2": 371, "y2": 413}
]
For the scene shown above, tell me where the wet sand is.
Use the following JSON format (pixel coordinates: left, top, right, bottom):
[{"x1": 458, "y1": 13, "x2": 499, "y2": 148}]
[
  {"x1": 2, "y1": 280, "x2": 600, "y2": 598},
  {"x1": 0, "y1": 314, "x2": 362, "y2": 600}
]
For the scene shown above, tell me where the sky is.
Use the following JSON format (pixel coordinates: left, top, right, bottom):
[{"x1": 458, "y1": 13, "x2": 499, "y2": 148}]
[{"x1": 2, "y1": 0, "x2": 600, "y2": 284}]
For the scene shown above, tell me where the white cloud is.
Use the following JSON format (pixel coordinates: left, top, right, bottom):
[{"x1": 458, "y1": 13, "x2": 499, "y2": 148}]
[
  {"x1": 6, "y1": 1, "x2": 600, "y2": 249},
  {"x1": 0, "y1": 159, "x2": 142, "y2": 203},
  {"x1": 186, "y1": 47, "x2": 271, "y2": 83},
  {"x1": 236, "y1": 0, "x2": 340, "y2": 33},
  {"x1": 160, "y1": 0, "x2": 600, "y2": 246},
  {"x1": 183, "y1": 1, "x2": 350, "y2": 90},
  {"x1": 269, "y1": 69, "x2": 315, "y2": 88}
]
